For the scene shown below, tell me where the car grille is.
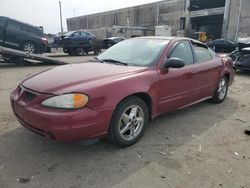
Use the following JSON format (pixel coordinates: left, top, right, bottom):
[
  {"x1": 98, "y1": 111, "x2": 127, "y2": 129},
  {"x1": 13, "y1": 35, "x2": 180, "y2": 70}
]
[
  {"x1": 18, "y1": 86, "x2": 37, "y2": 102},
  {"x1": 23, "y1": 90, "x2": 37, "y2": 101}
]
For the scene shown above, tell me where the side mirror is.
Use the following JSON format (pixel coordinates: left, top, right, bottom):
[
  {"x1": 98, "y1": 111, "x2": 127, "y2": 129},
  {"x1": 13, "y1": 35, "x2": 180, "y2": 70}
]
[{"x1": 162, "y1": 58, "x2": 185, "y2": 69}]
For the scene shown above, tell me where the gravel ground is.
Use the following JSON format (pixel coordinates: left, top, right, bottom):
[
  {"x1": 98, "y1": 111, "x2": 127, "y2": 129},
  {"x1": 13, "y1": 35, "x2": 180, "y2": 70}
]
[{"x1": 0, "y1": 55, "x2": 249, "y2": 188}]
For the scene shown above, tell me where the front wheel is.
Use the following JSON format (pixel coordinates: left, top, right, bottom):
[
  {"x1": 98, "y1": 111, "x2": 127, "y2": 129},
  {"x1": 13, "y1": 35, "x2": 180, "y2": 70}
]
[
  {"x1": 74, "y1": 47, "x2": 85, "y2": 56},
  {"x1": 108, "y1": 97, "x2": 149, "y2": 147},
  {"x1": 210, "y1": 76, "x2": 228, "y2": 103}
]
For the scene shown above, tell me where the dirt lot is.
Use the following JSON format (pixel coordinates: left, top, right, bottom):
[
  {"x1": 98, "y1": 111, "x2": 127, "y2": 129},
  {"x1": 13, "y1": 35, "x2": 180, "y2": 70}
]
[{"x1": 0, "y1": 54, "x2": 249, "y2": 188}]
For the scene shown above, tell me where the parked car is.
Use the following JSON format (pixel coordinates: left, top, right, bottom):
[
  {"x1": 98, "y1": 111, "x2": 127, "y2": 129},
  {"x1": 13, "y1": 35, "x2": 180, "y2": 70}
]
[
  {"x1": 104, "y1": 37, "x2": 125, "y2": 48},
  {"x1": 233, "y1": 47, "x2": 250, "y2": 71},
  {"x1": 10, "y1": 37, "x2": 234, "y2": 147},
  {"x1": 53, "y1": 30, "x2": 96, "y2": 55},
  {"x1": 0, "y1": 16, "x2": 48, "y2": 53},
  {"x1": 229, "y1": 38, "x2": 250, "y2": 71},
  {"x1": 207, "y1": 39, "x2": 237, "y2": 53}
]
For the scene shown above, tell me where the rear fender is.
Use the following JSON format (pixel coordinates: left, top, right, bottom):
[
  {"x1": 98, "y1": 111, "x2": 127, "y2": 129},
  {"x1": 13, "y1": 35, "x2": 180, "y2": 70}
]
[{"x1": 220, "y1": 56, "x2": 235, "y2": 86}]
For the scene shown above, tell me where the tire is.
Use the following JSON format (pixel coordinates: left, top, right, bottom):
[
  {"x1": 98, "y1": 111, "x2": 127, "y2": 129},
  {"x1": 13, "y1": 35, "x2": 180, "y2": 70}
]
[
  {"x1": 63, "y1": 48, "x2": 68, "y2": 53},
  {"x1": 23, "y1": 42, "x2": 35, "y2": 54},
  {"x1": 210, "y1": 76, "x2": 228, "y2": 103},
  {"x1": 68, "y1": 48, "x2": 76, "y2": 56},
  {"x1": 108, "y1": 97, "x2": 149, "y2": 147},
  {"x1": 74, "y1": 47, "x2": 85, "y2": 56}
]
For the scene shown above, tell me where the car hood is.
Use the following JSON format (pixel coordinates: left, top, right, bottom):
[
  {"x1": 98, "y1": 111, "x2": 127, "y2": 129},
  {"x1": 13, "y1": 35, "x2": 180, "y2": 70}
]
[{"x1": 22, "y1": 62, "x2": 148, "y2": 94}]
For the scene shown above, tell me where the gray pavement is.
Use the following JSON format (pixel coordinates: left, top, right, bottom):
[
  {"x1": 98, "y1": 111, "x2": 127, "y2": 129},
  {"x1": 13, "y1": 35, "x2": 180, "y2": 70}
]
[{"x1": 0, "y1": 54, "x2": 249, "y2": 188}]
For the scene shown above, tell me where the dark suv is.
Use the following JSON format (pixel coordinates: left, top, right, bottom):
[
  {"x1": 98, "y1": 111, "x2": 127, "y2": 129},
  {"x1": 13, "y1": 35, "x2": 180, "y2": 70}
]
[{"x1": 0, "y1": 16, "x2": 48, "y2": 53}]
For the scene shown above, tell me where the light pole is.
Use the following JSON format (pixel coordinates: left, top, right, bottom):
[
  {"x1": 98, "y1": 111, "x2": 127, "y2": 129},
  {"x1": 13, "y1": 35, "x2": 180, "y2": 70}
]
[
  {"x1": 235, "y1": 0, "x2": 243, "y2": 40},
  {"x1": 59, "y1": 1, "x2": 63, "y2": 33}
]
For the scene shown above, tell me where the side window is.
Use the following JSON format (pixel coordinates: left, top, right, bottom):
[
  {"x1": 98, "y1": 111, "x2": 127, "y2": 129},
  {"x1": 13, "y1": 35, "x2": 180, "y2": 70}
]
[
  {"x1": 0, "y1": 17, "x2": 6, "y2": 35},
  {"x1": 81, "y1": 32, "x2": 87, "y2": 37},
  {"x1": 7, "y1": 20, "x2": 22, "y2": 31},
  {"x1": 0, "y1": 17, "x2": 6, "y2": 28},
  {"x1": 170, "y1": 41, "x2": 194, "y2": 65},
  {"x1": 21, "y1": 25, "x2": 38, "y2": 36},
  {"x1": 193, "y1": 45, "x2": 213, "y2": 63},
  {"x1": 72, "y1": 32, "x2": 81, "y2": 37}
]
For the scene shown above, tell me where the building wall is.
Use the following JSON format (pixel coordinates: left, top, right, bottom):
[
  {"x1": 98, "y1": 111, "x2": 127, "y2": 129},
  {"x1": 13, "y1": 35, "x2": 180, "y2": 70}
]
[
  {"x1": 67, "y1": 0, "x2": 184, "y2": 37},
  {"x1": 224, "y1": 0, "x2": 250, "y2": 40},
  {"x1": 66, "y1": 0, "x2": 250, "y2": 40},
  {"x1": 238, "y1": 0, "x2": 250, "y2": 38}
]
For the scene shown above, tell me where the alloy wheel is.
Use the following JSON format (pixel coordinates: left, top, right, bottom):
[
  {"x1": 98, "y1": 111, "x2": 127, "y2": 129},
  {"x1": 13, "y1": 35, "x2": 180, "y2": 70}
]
[
  {"x1": 118, "y1": 105, "x2": 144, "y2": 141},
  {"x1": 218, "y1": 77, "x2": 227, "y2": 100},
  {"x1": 23, "y1": 43, "x2": 35, "y2": 53}
]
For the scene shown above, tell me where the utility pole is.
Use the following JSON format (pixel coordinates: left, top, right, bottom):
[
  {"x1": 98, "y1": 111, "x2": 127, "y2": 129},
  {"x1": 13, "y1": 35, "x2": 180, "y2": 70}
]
[
  {"x1": 59, "y1": 1, "x2": 63, "y2": 33},
  {"x1": 156, "y1": 2, "x2": 160, "y2": 26},
  {"x1": 222, "y1": 0, "x2": 231, "y2": 39},
  {"x1": 235, "y1": 0, "x2": 243, "y2": 40},
  {"x1": 184, "y1": 0, "x2": 190, "y2": 37}
]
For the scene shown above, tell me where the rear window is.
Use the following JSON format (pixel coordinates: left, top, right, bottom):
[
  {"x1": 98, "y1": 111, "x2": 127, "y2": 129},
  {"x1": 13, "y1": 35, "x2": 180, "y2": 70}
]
[
  {"x1": 7, "y1": 20, "x2": 22, "y2": 31},
  {"x1": 7, "y1": 20, "x2": 43, "y2": 37},
  {"x1": 193, "y1": 45, "x2": 213, "y2": 63},
  {"x1": 21, "y1": 25, "x2": 43, "y2": 37}
]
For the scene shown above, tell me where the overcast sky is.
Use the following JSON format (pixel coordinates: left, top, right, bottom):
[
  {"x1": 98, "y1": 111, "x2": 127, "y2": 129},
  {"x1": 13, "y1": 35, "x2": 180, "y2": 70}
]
[{"x1": 0, "y1": 0, "x2": 160, "y2": 34}]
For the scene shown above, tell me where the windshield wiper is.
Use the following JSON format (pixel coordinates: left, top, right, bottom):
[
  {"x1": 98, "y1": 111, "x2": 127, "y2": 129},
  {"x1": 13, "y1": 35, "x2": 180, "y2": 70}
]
[
  {"x1": 101, "y1": 59, "x2": 128, "y2": 66},
  {"x1": 94, "y1": 57, "x2": 104, "y2": 63}
]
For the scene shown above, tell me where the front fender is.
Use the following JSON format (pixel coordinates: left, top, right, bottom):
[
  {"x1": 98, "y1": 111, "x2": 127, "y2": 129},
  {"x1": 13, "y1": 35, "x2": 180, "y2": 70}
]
[{"x1": 86, "y1": 69, "x2": 159, "y2": 116}]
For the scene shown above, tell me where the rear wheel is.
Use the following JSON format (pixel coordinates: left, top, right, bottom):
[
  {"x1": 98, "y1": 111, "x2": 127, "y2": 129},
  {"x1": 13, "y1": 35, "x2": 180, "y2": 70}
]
[
  {"x1": 108, "y1": 97, "x2": 149, "y2": 147},
  {"x1": 210, "y1": 76, "x2": 228, "y2": 103},
  {"x1": 23, "y1": 42, "x2": 35, "y2": 53},
  {"x1": 74, "y1": 47, "x2": 85, "y2": 56}
]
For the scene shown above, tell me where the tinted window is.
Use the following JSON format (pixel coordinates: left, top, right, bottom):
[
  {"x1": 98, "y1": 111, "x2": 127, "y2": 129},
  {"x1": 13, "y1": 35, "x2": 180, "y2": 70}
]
[
  {"x1": 193, "y1": 45, "x2": 213, "y2": 63},
  {"x1": 81, "y1": 32, "x2": 87, "y2": 37},
  {"x1": 114, "y1": 38, "x2": 124, "y2": 42},
  {"x1": 223, "y1": 40, "x2": 234, "y2": 45},
  {"x1": 214, "y1": 40, "x2": 223, "y2": 44},
  {"x1": 21, "y1": 25, "x2": 42, "y2": 36},
  {"x1": 0, "y1": 17, "x2": 7, "y2": 37},
  {"x1": 170, "y1": 41, "x2": 194, "y2": 65},
  {"x1": 7, "y1": 20, "x2": 22, "y2": 31},
  {"x1": 0, "y1": 17, "x2": 6, "y2": 28},
  {"x1": 7, "y1": 20, "x2": 42, "y2": 37},
  {"x1": 72, "y1": 32, "x2": 81, "y2": 37}
]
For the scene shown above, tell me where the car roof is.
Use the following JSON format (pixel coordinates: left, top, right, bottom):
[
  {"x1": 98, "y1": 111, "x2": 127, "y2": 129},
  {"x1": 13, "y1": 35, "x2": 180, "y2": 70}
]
[
  {"x1": 6, "y1": 17, "x2": 40, "y2": 29},
  {"x1": 136, "y1": 36, "x2": 175, "y2": 40},
  {"x1": 134, "y1": 36, "x2": 207, "y2": 47},
  {"x1": 108, "y1": 37, "x2": 124, "y2": 39}
]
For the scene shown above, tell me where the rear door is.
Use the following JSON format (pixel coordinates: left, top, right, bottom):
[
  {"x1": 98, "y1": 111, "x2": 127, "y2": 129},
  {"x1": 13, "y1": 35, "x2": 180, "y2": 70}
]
[
  {"x1": 4, "y1": 19, "x2": 24, "y2": 49},
  {"x1": 191, "y1": 42, "x2": 222, "y2": 98},
  {"x1": 157, "y1": 40, "x2": 201, "y2": 113}
]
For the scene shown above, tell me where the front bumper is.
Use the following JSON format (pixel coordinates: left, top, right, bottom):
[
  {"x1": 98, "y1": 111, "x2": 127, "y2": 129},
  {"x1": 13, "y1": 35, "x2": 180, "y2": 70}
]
[{"x1": 10, "y1": 86, "x2": 113, "y2": 141}]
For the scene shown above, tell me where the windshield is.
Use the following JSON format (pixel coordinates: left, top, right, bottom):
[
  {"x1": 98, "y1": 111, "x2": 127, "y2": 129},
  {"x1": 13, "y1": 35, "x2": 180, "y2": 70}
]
[
  {"x1": 64, "y1": 31, "x2": 75, "y2": 36},
  {"x1": 98, "y1": 38, "x2": 169, "y2": 67}
]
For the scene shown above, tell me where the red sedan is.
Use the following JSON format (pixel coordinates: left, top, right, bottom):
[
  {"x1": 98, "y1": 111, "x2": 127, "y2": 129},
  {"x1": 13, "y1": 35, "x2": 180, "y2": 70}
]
[{"x1": 10, "y1": 37, "x2": 235, "y2": 147}]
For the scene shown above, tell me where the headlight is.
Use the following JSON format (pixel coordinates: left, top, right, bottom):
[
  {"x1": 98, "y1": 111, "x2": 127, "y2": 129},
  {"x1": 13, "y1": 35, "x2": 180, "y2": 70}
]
[{"x1": 41, "y1": 93, "x2": 88, "y2": 109}]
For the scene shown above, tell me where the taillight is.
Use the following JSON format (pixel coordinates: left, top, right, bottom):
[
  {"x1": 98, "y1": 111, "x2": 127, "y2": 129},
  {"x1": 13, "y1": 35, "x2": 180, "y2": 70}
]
[{"x1": 41, "y1": 37, "x2": 48, "y2": 44}]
